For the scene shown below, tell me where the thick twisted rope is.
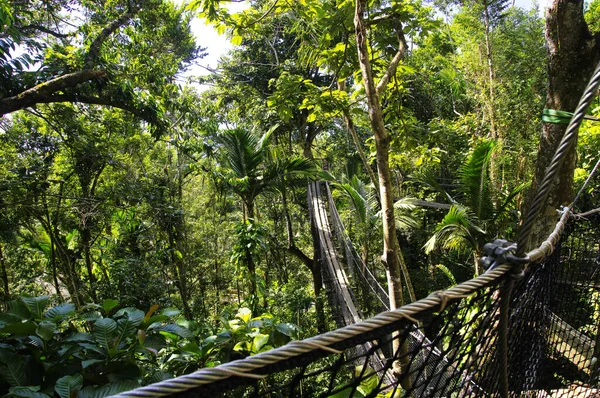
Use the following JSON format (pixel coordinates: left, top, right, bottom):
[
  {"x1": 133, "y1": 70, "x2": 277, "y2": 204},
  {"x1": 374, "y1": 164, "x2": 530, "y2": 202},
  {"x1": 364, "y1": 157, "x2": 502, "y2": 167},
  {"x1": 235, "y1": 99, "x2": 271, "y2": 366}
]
[
  {"x1": 516, "y1": 61, "x2": 600, "y2": 257},
  {"x1": 114, "y1": 62, "x2": 600, "y2": 398},
  {"x1": 112, "y1": 264, "x2": 511, "y2": 398}
]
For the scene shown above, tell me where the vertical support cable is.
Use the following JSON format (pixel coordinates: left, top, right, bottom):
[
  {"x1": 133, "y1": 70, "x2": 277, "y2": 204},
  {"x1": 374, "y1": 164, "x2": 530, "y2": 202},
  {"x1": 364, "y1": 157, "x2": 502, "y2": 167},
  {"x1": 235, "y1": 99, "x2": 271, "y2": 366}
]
[{"x1": 498, "y1": 277, "x2": 514, "y2": 398}]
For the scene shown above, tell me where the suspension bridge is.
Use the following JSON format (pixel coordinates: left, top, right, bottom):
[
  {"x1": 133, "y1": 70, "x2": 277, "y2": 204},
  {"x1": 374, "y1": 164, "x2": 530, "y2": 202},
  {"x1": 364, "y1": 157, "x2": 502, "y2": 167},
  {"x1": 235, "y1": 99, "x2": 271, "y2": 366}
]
[{"x1": 112, "y1": 63, "x2": 600, "y2": 397}]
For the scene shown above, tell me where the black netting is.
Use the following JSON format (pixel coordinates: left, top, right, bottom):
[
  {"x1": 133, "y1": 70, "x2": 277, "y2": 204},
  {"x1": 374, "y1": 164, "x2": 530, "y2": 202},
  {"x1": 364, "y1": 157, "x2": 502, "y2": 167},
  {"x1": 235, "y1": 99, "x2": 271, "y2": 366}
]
[
  {"x1": 140, "y1": 190, "x2": 600, "y2": 398},
  {"x1": 171, "y1": 282, "x2": 504, "y2": 398}
]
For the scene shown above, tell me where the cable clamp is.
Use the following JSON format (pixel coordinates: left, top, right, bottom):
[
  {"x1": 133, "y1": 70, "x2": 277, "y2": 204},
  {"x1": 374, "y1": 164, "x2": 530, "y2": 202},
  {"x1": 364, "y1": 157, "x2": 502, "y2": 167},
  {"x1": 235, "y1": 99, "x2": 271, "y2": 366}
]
[{"x1": 480, "y1": 239, "x2": 529, "y2": 274}]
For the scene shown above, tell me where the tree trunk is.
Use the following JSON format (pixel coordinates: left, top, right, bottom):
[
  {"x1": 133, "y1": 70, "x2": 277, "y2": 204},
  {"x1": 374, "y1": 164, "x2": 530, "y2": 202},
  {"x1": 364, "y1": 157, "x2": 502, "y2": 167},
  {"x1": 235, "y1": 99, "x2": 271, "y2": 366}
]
[
  {"x1": 528, "y1": 0, "x2": 599, "y2": 248},
  {"x1": 354, "y1": 0, "x2": 404, "y2": 311},
  {"x1": 355, "y1": 1, "x2": 412, "y2": 389},
  {"x1": 0, "y1": 244, "x2": 9, "y2": 303},
  {"x1": 81, "y1": 227, "x2": 97, "y2": 303}
]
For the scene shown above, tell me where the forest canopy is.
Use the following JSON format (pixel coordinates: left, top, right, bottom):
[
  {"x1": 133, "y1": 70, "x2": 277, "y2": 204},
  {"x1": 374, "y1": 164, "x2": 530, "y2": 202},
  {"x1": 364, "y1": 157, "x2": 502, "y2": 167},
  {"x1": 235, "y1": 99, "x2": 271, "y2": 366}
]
[{"x1": 0, "y1": 0, "x2": 598, "y2": 395}]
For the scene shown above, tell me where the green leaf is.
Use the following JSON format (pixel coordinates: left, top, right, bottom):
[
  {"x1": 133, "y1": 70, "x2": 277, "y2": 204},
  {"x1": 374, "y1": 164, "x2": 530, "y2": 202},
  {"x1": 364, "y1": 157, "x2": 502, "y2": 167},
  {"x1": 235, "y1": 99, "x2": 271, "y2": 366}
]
[
  {"x1": 148, "y1": 371, "x2": 172, "y2": 383},
  {"x1": 7, "y1": 300, "x2": 30, "y2": 319},
  {"x1": 0, "y1": 320, "x2": 37, "y2": 335},
  {"x1": 252, "y1": 334, "x2": 270, "y2": 353},
  {"x1": 77, "y1": 381, "x2": 138, "y2": 398},
  {"x1": 114, "y1": 308, "x2": 144, "y2": 327},
  {"x1": 231, "y1": 35, "x2": 243, "y2": 45},
  {"x1": 142, "y1": 335, "x2": 166, "y2": 353},
  {"x1": 21, "y1": 297, "x2": 49, "y2": 319},
  {"x1": 55, "y1": 374, "x2": 82, "y2": 398},
  {"x1": 276, "y1": 323, "x2": 298, "y2": 338},
  {"x1": 94, "y1": 318, "x2": 117, "y2": 349},
  {"x1": 0, "y1": 355, "x2": 26, "y2": 386},
  {"x1": 102, "y1": 299, "x2": 119, "y2": 314},
  {"x1": 114, "y1": 318, "x2": 138, "y2": 349},
  {"x1": 153, "y1": 324, "x2": 193, "y2": 339},
  {"x1": 63, "y1": 332, "x2": 94, "y2": 343},
  {"x1": 7, "y1": 386, "x2": 50, "y2": 398},
  {"x1": 35, "y1": 320, "x2": 56, "y2": 341},
  {"x1": 236, "y1": 308, "x2": 252, "y2": 324},
  {"x1": 43, "y1": 303, "x2": 75, "y2": 322},
  {"x1": 81, "y1": 359, "x2": 104, "y2": 369}
]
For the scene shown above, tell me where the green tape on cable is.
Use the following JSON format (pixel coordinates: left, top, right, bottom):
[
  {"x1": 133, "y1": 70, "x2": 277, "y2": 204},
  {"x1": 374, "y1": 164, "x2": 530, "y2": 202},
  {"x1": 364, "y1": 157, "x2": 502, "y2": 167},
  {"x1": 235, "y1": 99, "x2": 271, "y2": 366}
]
[{"x1": 542, "y1": 109, "x2": 600, "y2": 124}]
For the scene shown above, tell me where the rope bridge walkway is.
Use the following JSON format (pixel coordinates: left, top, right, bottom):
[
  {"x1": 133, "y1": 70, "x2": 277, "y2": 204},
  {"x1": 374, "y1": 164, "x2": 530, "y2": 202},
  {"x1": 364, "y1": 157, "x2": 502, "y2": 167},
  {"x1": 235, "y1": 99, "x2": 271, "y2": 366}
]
[{"x1": 112, "y1": 63, "x2": 600, "y2": 398}]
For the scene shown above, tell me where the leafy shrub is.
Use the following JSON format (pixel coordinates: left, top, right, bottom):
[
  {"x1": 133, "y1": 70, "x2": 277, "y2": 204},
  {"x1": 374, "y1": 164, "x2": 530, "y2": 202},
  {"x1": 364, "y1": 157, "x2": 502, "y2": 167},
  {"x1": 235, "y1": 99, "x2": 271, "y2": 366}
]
[{"x1": 0, "y1": 298, "x2": 299, "y2": 397}]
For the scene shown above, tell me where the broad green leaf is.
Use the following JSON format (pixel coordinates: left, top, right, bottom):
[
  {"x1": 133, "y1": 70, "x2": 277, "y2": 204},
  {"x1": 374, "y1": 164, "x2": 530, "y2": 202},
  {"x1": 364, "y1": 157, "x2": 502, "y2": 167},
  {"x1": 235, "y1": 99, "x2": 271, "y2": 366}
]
[
  {"x1": 148, "y1": 371, "x2": 173, "y2": 383},
  {"x1": 63, "y1": 332, "x2": 94, "y2": 342},
  {"x1": 236, "y1": 308, "x2": 252, "y2": 324},
  {"x1": 252, "y1": 334, "x2": 269, "y2": 353},
  {"x1": 154, "y1": 324, "x2": 193, "y2": 339},
  {"x1": 0, "y1": 356, "x2": 26, "y2": 386},
  {"x1": 21, "y1": 297, "x2": 49, "y2": 319},
  {"x1": 81, "y1": 359, "x2": 104, "y2": 369},
  {"x1": 80, "y1": 311, "x2": 102, "y2": 321},
  {"x1": 78, "y1": 381, "x2": 138, "y2": 398},
  {"x1": 7, "y1": 386, "x2": 50, "y2": 398},
  {"x1": 0, "y1": 320, "x2": 36, "y2": 335},
  {"x1": 102, "y1": 299, "x2": 119, "y2": 314},
  {"x1": 0, "y1": 313, "x2": 26, "y2": 324},
  {"x1": 114, "y1": 318, "x2": 138, "y2": 349},
  {"x1": 35, "y1": 320, "x2": 56, "y2": 341},
  {"x1": 93, "y1": 318, "x2": 117, "y2": 349},
  {"x1": 276, "y1": 323, "x2": 298, "y2": 338},
  {"x1": 43, "y1": 303, "x2": 75, "y2": 322},
  {"x1": 55, "y1": 374, "x2": 83, "y2": 398},
  {"x1": 7, "y1": 300, "x2": 30, "y2": 319}
]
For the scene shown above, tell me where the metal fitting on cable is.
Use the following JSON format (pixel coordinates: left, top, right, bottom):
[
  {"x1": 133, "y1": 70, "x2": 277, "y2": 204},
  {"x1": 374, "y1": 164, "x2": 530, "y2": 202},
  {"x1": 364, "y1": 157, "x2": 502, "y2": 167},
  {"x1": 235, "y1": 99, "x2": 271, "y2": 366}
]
[{"x1": 480, "y1": 239, "x2": 529, "y2": 275}]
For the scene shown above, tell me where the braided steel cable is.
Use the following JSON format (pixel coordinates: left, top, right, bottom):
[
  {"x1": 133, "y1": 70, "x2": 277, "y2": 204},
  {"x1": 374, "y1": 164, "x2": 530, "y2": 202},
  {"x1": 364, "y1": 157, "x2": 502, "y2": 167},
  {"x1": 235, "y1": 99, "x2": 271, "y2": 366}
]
[{"x1": 516, "y1": 61, "x2": 600, "y2": 257}]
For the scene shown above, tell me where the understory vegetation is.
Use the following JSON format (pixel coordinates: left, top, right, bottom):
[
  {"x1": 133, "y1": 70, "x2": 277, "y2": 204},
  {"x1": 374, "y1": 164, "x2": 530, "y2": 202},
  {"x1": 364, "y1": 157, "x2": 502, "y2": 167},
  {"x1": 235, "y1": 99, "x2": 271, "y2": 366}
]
[{"x1": 0, "y1": 0, "x2": 599, "y2": 395}]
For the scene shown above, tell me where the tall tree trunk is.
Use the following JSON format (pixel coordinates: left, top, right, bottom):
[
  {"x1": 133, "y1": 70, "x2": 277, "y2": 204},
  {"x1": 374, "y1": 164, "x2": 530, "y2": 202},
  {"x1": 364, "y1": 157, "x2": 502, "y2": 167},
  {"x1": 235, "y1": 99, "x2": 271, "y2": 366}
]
[
  {"x1": 0, "y1": 244, "x2": 9, "y2": 303},
  {"x1": 81, "y1": 227, "x2": 97, "y2": 302},
  {"x1": 355, "y1": 1, "x2": 412, "y2": 389},
  {"x1": 354, "y1": 0, "x2": 405, "y2": 310},
  {"x1": 529, "y1": 0, "x2": 599, "y2": 248},
  {"x1": 482, "y1": 0, "x2": 497, "y2": 139}
]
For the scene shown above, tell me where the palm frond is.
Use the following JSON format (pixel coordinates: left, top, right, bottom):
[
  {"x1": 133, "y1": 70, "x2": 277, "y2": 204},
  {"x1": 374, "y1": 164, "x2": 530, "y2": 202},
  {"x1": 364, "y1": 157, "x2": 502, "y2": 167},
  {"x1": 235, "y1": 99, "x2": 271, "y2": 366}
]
[
  {"x1": 218, "y1": 128, "x2": 263, "y2": 179},
  {"x1": 412, "y1": 170, "x2": 455, "y2": 204},
  {"x1": 338, "y1": 182, "x2": 368, "y2": 225},
  {"x1": 459, "y1": 141, "x2": 495, "y2": 220},
  {"x1": 424, "y1": 205, "x2": 484, "y2": 254},
  {"x1": 493, "y1": 181, "x2": 530, "y2": 223}
]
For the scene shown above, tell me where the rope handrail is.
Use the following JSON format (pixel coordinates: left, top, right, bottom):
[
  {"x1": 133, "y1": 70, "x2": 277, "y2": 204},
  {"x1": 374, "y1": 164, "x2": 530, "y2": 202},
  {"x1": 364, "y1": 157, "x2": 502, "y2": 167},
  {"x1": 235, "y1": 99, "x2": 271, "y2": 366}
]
[
  {"x1": 112, "y1": 60, "x2": 600, "y2": 398},
  {"x1": 112, "y1": 263, "x2": 511, "y2": 398}
]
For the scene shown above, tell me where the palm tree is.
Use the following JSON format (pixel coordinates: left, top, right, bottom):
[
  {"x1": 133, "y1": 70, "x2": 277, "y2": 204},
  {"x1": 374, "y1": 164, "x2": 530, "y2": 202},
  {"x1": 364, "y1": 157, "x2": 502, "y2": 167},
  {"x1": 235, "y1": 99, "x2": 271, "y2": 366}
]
[
  {"x1": 421, "y1": 141, "x2": 527, "y2": 274},
  {"x1": 217, "y1": 127, "x2": 315, "y2": 297}
]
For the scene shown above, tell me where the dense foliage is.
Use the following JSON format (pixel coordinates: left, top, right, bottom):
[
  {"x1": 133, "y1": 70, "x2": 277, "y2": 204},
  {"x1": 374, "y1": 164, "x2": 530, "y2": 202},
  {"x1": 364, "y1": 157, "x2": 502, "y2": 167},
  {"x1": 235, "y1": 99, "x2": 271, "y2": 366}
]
[{"x1": 0, "y1": 0, "x2": 598, "y2": 395}]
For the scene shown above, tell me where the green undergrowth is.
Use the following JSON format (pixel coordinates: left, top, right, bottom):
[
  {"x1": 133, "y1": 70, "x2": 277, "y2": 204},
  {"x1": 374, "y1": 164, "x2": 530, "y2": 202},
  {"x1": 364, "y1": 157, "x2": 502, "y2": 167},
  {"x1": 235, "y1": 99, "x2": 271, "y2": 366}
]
[{"x1": 0, "y1": 297, "x2": 298, "y2": 398}]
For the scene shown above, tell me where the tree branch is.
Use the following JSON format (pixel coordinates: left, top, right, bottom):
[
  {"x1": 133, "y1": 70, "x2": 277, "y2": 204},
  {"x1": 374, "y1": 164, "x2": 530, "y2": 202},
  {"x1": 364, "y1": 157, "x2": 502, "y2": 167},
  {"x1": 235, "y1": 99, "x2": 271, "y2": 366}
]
[
  {"x1": 375, "y1": 25, "x2": 407, "y2": 98},
  {"x1": 0, "y1": 70, "x2": 107, "y2": 116},
  {"x1": 84, "y1": 4, "x2": 142, "y2": 68},
  {"x1": 26, "y1": 93, "x2": 156, "y2": 123},
  {"x1": 18, "y1": 24, "x2": 69, "y2": 38}
]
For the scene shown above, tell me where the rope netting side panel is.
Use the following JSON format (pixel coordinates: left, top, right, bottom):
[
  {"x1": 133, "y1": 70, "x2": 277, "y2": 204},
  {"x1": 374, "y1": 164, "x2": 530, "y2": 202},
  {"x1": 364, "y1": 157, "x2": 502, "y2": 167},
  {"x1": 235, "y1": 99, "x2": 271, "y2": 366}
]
[
  {"x1": 500, "y1": 213, "x2": 600, "y2": 397},
  {"x1": 154, "y1": 279, "x2": 506, "y2": 398}
]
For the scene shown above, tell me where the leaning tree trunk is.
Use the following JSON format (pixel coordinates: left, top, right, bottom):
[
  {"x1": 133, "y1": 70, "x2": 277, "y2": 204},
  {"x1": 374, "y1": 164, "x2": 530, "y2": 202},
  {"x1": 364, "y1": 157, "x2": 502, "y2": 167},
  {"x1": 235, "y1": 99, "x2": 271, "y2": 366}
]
[{"x1": 529, "y1": 0, "x2": 599, "y2": 248}]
